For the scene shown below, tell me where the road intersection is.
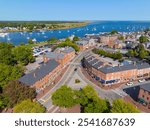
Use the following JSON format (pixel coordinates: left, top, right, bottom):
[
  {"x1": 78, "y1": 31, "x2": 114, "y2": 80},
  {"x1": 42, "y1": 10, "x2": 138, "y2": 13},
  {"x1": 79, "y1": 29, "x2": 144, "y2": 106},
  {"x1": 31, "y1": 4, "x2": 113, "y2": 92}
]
[{"x1": 38, "y1": 49, "x2": 125, "y2": 110}]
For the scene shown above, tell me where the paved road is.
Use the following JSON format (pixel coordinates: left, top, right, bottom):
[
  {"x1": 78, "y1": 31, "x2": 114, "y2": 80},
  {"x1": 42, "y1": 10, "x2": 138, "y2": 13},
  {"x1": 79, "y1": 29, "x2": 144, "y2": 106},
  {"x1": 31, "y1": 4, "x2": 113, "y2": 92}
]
[
  {"x1": 38, "y1": 49, "x2": 122, "y2": 110},
  {"x1": 38, "y1": 49, "x2": 92, "y2": 109}
]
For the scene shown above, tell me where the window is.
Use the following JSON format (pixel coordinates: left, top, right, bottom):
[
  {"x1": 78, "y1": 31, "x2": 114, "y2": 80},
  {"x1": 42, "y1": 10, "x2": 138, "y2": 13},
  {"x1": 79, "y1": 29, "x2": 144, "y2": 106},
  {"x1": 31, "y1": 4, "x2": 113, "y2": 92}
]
[
  {"x1": 147, "y1": 97, "x2": 149, "y2": 100},
  {"x1": 143, "y1": 95, "x2": 145, "y2": 98}
]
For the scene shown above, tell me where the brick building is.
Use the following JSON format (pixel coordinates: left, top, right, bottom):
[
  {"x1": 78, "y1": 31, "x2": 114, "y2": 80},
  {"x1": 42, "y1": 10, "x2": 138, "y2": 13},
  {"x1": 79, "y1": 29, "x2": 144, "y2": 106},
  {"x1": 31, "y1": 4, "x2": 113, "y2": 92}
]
[
  {"x1": 19, "y1": 60, "x2": 61, "y2": 93},
  {"x1": 75, "y1": 41, "x2": 89, "y2": 51},
  {"x1": 138, "y1": 83, "x2": 150, "y2": 109},
  {"x1": 43, "y1": 47, "x2": 75, "y2": 66},
  {"x1": 75, "y1": 39, "x2": 97, "y2": 51},
  {"x1": 99, "y1": 35, "x2": 118, "y2": 47},
  {"x1": 82, "y1": 54, "x2": 150, "y2": 86}
]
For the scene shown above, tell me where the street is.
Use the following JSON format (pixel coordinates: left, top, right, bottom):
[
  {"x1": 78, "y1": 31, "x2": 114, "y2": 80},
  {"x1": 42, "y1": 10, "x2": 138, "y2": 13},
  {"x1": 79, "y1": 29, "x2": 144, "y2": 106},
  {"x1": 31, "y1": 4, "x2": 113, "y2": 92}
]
[{"x1": 38, "y1": 49, "x2": 123, "y2": 111}]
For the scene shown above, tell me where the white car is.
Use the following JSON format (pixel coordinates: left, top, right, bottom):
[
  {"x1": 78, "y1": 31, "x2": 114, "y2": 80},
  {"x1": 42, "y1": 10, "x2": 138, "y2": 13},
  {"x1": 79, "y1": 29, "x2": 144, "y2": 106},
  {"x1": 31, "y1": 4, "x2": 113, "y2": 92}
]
[
  {"x1": 126, "y1": 82, "x2": 133, "y2": 86},
  {"x1": 138, "y1": 79, "x2": 145, "y2": 83}
]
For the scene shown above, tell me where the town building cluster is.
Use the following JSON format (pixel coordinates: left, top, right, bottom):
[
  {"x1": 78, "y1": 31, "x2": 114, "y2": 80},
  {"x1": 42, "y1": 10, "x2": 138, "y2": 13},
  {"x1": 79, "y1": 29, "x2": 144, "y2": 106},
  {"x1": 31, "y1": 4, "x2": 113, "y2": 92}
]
[
  {"x1": 19, "y1": 46, "x2": 75, "y2": 92},
  {"x1": 83, "y1": 54, "x2": 150, "y2": 86}
]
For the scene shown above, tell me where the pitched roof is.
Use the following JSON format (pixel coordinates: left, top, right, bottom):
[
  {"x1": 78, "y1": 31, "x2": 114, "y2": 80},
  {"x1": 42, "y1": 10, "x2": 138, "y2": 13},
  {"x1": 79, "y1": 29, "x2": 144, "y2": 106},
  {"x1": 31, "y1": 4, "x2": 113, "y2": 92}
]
[
  {"x1": 76, "y1": 41, "x2": 88, "y2": 46},
  {"x1": 137, "y1": 63, "x2": 150, "y2": 69},
  {"x1": 18, "y1": 60, "x2": 60, "y2": 86},
  {"x1": 99, "y1": 64, "x2": 137, "y2": 74},
  {"x1": 54, "y1": 47, "x2": 75, "y2": 54},
  {"x1": 45, "y1": 52, "x2": 64, "y2": 60},
  {"x1": 140, "y1": 83, "x2": 150, "y2": 92}
]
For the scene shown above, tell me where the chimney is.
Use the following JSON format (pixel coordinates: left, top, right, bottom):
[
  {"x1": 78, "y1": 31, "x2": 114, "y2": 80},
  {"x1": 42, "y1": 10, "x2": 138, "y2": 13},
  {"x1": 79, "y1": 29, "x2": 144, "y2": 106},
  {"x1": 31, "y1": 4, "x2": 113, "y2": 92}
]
[
  {"x1": 134, "y1": 62, "x2": 136, "y2": 66},
  {"x1": 33, "y1": 73, "x2": 36, "y2": 78}
]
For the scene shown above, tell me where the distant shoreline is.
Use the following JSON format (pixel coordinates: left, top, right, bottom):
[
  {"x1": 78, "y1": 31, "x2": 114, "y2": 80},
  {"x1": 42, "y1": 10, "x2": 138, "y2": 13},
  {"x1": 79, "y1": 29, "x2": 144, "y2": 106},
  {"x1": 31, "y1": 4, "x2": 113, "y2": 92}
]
[{"x1": 0, "y1": 22, "x2": 89, "y2": 33}]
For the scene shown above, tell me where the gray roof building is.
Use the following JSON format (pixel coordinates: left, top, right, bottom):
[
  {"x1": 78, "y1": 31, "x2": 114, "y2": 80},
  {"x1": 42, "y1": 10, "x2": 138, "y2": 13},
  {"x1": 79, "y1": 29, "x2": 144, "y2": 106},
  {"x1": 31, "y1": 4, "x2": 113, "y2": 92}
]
[
  {"x1": 84, "y1": 55, "x2": 150, "y2": 74},
  {"x1": 99, "y1": 63, "x2": 150, "y2": 74},
  {"x1": 140, "y1": 83, "x2": 150, "y2": 92},
  {"x1": 54, "y1": 47, "x2": 75, "y2": 54},
  {"x1": 45, "y1": 52, "x2": 64, "y2": 60},
  {"x1": 76, "y1": 41, "x2": 88, "y2": 46},
  {"x1": 99, "y1": 64, "x2": 137, "y2": 74},
  {"x1": 137, "y1": 63, "x2": 150, "y2": 69},
  {"x1": 19, "y1": 60, "x2": 60, "y2": 86}
]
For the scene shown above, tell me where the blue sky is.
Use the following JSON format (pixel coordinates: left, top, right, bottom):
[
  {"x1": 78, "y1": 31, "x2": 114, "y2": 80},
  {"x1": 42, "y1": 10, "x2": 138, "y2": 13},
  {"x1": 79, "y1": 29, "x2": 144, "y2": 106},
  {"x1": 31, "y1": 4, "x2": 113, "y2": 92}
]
[{"x1": 0, "y1": 0, "x2": 150, "y2": 21}]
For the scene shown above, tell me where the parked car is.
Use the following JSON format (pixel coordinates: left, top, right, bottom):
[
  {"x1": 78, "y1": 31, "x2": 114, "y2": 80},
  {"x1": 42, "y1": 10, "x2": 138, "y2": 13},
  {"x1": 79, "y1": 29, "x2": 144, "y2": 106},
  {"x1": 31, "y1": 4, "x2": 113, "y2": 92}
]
[
  {"x1": 74, "y1": 68, "x2": 77, "y2": 71},
  {"x1": 126, "y1": 82, "x2": 133, "y2": 86},
  {"x1": 138, "y1": 79, "x2": 145, "y2": 83}
]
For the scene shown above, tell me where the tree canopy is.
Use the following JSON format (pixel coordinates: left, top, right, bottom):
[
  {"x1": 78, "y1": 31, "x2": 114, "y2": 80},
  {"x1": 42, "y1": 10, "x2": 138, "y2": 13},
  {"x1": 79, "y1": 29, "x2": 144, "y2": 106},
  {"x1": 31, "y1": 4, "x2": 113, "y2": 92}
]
[
  {"x1": 51, "y1": 85, "x2": 140, "y2": 113},
  {"x1": 28, "y1": 39, "x2": 34, "y2": 44},
  {"x1": 52, "y1": 85, "x2": 77, "y2": 108},
  {"x1": 48, "y1": 37, "x2": 58, "y2": 44},
  {"x1": 13, "y1": 99, "x2": 45, "y2": 113},
  {"x1": 0, "y1": 64, "x2": 23, "y2": 88},
  {"x1": 111, "y1": 99, "x2": 140, "y2": 113},
  {"x1": 92, "y1": 48, "x2": 123, "y2": 60},
  {"x1": 3, "y1": 81, "x2": 36, "y2": 108},
  {"x1": 13, "y1": 45, "x2": 35, "y2": 65},
  {"x1": 55, "y1": 38, "x2": 80, "y2": 52},
  {"x1": 77, "y1": 85, "x2": 110, "y2": 113},
  {"x1": 110, "y1": 30, "x2": 118, "y2": 35},
  {"x1": 73, "y1": 36, "x2": 80, "y2": 42},
  {"x1": 139, "y1": 35, "x2": 149, "y2": 43},
  {"x1": 0, "y1": 43, "x2": 16, "y2": 65},
  {"x1": 126, "y1": 44, "x2": 149, "y2": 59}
]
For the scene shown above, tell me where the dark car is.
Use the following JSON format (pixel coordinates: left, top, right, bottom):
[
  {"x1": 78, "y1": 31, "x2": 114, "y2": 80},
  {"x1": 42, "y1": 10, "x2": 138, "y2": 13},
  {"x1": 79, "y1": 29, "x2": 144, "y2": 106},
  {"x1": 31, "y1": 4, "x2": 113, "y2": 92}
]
[{"x1": 74, "y1": 68, "x2": 77, "y2": 71}]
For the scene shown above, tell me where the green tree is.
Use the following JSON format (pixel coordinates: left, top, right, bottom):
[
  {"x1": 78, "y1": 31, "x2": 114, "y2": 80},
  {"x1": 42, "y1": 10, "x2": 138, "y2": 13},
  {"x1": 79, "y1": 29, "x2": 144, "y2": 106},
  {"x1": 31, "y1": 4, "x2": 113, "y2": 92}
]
[
  {"x1": 133, "y1": 50, "x2": 139, "y2": 57},
  {"x1": 65, "y1": 38, "x2": 71, "y2": 42},
  {"x1": 48, "y1": 37, "x2": 58, "y2": 44},
  {"x1": 0, "y1": 43, "x2": 16, "y2": 65},
  {"x1": 73, "y1": 36, "x2": 79, "y2": 42},
  {"x1": 110, "y1": 30, "x2": 118, "y2": 35},
  {"x1": 76, "y1": 85, "x2": 110, "y2": 113},
  {"x1": 118, "y1": 36, "x2": 124, "y2": 41},
  {"x1": 55, "y1": 41, "x2": 80, "y2": 52},
  {"x1": 4, "y1": 81, "x2": 36, "y2": 108},
  {"x1": 13, "y1": 45, "x2": 35, "y2": 65},
  {"x1": 14, "y1": 99, "x2": 45, "y2": 113},
  {"x1": 28, "y1": 39, "x2": 34, "y2": 44},
  {"x1": 111, "y1": 99, "x2": 140, "y2": 113},
  {"x1": 115, "y1": 51, "x2": 123, "y2": 60},
  {"x1": 52, "y1": 85, "x2": 76, "y2": 108},
  {"x1": 0, "y1": 64, "x2": 23, "y2": 88},
  {"x1": 139, "y1": 36, "x2": 149, "y2": 43},
  {"x1": 139, "y1": 49, "x2": 148, "y2": 59},
  {"x1": 126, "y1": 50, "x2": 134, "y2": 57},
  {"x1": 0, "y1": 95, "x2": 8, "y2": 111}
]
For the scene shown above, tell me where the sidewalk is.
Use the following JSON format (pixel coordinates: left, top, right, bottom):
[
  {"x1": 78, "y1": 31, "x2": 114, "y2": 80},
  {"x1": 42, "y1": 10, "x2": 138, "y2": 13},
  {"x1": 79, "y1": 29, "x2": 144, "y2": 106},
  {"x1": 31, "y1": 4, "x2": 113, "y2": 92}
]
[{"x1": 36, "y1": 66, "x2": 68, "y2": 100}]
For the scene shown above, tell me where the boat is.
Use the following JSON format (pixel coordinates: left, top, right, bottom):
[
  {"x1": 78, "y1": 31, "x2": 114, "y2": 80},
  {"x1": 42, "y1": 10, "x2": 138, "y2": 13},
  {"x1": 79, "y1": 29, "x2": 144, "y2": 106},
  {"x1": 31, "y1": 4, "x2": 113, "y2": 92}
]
[
  {"x1": 93, "y1": 27, "x2": 97, "y2": 31},
  {"x1": 0, "y1": 33, "x2": 8, "y2": 37},
  {"x1": 32, "y1": 38, "x2": 37, "y2": 42}
]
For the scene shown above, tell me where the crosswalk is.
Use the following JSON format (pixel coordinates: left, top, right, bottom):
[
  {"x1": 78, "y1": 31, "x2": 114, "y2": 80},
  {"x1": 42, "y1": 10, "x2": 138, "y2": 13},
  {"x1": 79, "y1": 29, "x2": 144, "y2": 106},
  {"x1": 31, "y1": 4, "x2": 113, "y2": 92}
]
[{"x1": 47, "y1": 105, "x2": 59, "y2": 113}]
